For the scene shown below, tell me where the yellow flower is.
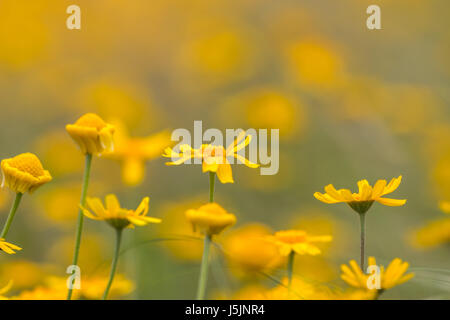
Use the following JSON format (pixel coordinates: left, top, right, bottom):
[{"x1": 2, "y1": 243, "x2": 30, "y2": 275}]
[
  {"x1": 13, "y1": 286, "x2": 66, "y2": 300},
  {"x1": 185, "y1": 203, "x2": 236, "y2": 236},
  {"x1": 1, "y1": 153, "x2": 52, "y2": 194},
  {"x1": 266, "y1": 230, "x2": 332, "y2": 256},
  {"x1": 314, "y1": 176, "x2": 406, "y2": 214},
  {"x1": 66, "y1": 113, "x2": 115, "y2": 155},
  {"x1": 82, "y1": 194, "x2": 161, "y2": 230},
  {"x1": 223, "y1": 224, "x2": 283, "y2": 278},
  {"x1": 341, "y1": 257, "x2": 414, "y2": 291},
  {"x1": 105, "y1": 120, "x2": 172, "y2": 186},
  {"x1": 0, "y1": 260, "x2": 47, "y2": 290},
  {"x1": 412, "y1": 201, "x2": 450, "y2": 248},
  {"x1": 163, "y1": 131, "x2": 259, "y2": 184},
  {"x1": 0, "y1": 238, "x2": 22, "y2": 254}
]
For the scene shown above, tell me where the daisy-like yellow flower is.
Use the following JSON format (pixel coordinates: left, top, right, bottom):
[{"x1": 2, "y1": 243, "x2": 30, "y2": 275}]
[
  {"x1": 0, "y1": 238, "x2": 22, "y2": 254},
  {"x1": 267, "y1": 230, "x2": 332, "y2": 257},
  {"x1": 314, "y1": 176, "x2": 406, "y2": 214},
  {"x1": 1, "y1": 153, "x2": 52, "y2": 194},
  {"x1": 163, "y1": 131, "x2": 259, "y2": 184},
  {"x1": 105, "y1": 120, "x2": 172, "y2": 186},
  {"x1": 185, "y1": 202, "x2": 236, "y2": 236},
  {"x1": 66, "y1": 113, "x2": 115, "y2": 156},
  {"x1": 82, "y1": 194, "x2": 161, "y2": 230},
  {"x1": 341, "y1": 257, "x2": 414, "y2": 292},
  {"x1": 412, "y1": 201, "x2": 450, "y2": 248}
]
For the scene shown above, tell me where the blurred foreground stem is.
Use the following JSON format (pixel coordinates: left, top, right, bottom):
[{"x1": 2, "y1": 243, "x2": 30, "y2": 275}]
[
  {"x1": 196, "y1": 234, "x2": 212, "y2": 300},
  {"x1": 67, "y1": 153, "x2": 92, "y2": 300},
  {"x1": 103, "y1": 228, "x2": 123, "y2": 300},
  {"x1": 0, "y1": 193, "x2": 23, "y2": 238},
  {"x1": 287, "y1": 251, "x2": 295, "y2": 289}
]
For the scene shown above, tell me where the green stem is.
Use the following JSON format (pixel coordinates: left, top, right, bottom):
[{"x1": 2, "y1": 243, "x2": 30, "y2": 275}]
[
  {"x1": 287, "y1": 251, "x2": 295, "y2": 289},
  {"x1": 67, "y1": 153, "x2": 92, "y2": 300},
  {"x1": 359, "y1": 212, "x2": 366, "y2": 272},
  {"x1": 196, "y1": 234, "x2": 212, "y2": 300},
  {"x1": 209, "y1": 172, "x2": 215, "y2": 203},
  {"x1": 102, "y1": 228, "x2": 123, "y2": 300},
  {"x1": 0, "y1": 193, "x2": 23, "y2": 238}
]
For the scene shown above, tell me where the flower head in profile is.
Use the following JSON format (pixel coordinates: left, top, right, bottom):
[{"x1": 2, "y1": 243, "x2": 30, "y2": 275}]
[
  {"x1": 266, "y1": 230, "x2": 332, "y2": 256},
  {"x1": 314, "y1": 176, "x2": 406, "y2": 214},
  {"x1": 0, "y1": 239, "x2": 22, "y2": 254},
  {"x1": 82, "y1": 194, "x2": 161, "y2": 230},
  {"x1": 163, "y1": 131, "x2": 259, "y2": 184},
  {"x1": 185, "y1": 203, "x2": 236, "y2": 236},
  {"x1": 341, "y1": 257, "x2": 414, "y2": 291},
  {"x1": 1, "y1": 153, "x2": 52, "y2": 194},
  {"x1": 105, "y1": 121, "x2": 172, "y2": 186},
  {"x1": 66, "y1": 113, "x2": 115, "y2": 155}
]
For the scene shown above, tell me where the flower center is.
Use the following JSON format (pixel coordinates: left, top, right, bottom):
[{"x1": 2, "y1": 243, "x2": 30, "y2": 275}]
[
  {"x1": 275, "y1": 230, "x2": 307, "y2": 244},
  {"x1": 7, "y1": 153, "x2": 45, "y2": 177},
  {"x1": 75, "y1": 113, "x2": 107, "y2": 130}
]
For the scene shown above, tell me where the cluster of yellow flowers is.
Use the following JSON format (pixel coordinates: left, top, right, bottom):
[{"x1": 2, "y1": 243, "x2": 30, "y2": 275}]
[{"x1": 0, "y1": 112, "x2": 415, "y2": 300}]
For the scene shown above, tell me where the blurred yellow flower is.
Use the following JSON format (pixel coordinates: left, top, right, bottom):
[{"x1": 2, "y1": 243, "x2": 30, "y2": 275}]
[
  {"x1": 66, "y1": 113, "x2": 115, "y2": 156},
  {"x1": 341, "y1": 257, "x2": 414, "y2": 291},
  {"x1": 186, "y1": 203, "x2": 236, "y2": 236},
  {"x1": 0, "y1": 260, "x2": 47, "y2": 290},
  {"x1": 0, "y1": 188, "x2": 10, "y2": 211},
  {"x1": 163, "y1": 131, "x2": 259, "y2": 183},
  {"x1": 34, "y1": 131, "x2": 83, "y2": 177},
  {"x1": 223, "y1": 224, "x2": 283, "y2": 278},
  {"x1": 314, "y1": 176, "x2": 406, "y2": 214},
  {"x1": 45, "y1": 274, "x2": 134, "y2": 300},
  {"x1": 157, "y1": 199, "x2": 205, "y2": 262},
  {"x1": 1, "y1": 153, "x2": 52, "y2": 194},
  {"x1": 0, "y1": 281, "x2": 12, "y2": 300},
  {"x1": 13, "y1": 286, "x2": 66, "y2": 300},
  {"x1": 0, "y1": 239, "x2": 22, "y2": 254},
  {"x1": 267, "y1": 230, "x2": 332, "y2": 256},
  {"x1": 284, "y1": 39, "x2": 344, "y2": 88},
  {"x1": 412, "y1": 202, "x2": 450, "y2": 248},
  {"x1": 82, "y1": 194, "x2": 161, "y2": 230},
  {"x1": 105, "y1": 120, "x2": 172, "y2": 186}
]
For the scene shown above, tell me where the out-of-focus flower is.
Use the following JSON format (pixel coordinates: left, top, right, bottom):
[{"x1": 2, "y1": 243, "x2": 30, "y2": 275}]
[
  {"x1": 0, "y1": 260, "x2": 47, "y2": 290},
  {"x1": 314, "y1": 176, "x2": 406, "y2": 214},
  {"x1": 0, "y1": 281, "x2": 12, "y2": 300},
  {"x1": 0, "y1": 188, "x2": 10, "y2": 211},
  {"x1": 47, "y1": 233, "x2": 108, "y2": 274},
  {"x1": 13, "y1": 286, "x2": 66, "y2": 300},
  {"x1": 82, "y1": 194, "x2": 161, "y2": 230},
  {"x1": 223, "y1": 224, "x2": 283, "y2": 278},
  {"x1": 177, "y1": 19, "x2": 258, "y2": 89},
  {"x1": 79, "y1": 79, "x2": 160, "y2": 129},
  {"x1": 163, "y1": 130, "x2": 259, "y2": 183},
  {"x1": 1, "y1": 153, "x2": 52, "y2": 194},
  {"x1": 284, "y1": 38, "x2": 345, "y2": 88},
  {"x1": 185, "y1": 203, "x2": 236, "y2": 236},
  {"x1": 34, "y1": 131, "x2": 83, "y2": 177},
  {"x1": 45, "y1": 274, "x2": 134, "y2": 300},
  {"x1": 66, "y1": 113, "x2": 115, "y2": 156},
  {"x1": 0, "y1": 239, "x2": 21, "y2": 254},
  {"x1": 105, "y1": 120, "x2": 172, "y2": 186},
  {"x1": 157, "y1": 200, "x2": 205, "y2": 262},
  {"x1": 341, "y1": 257, "x2": 414, "y2": 291},
  {"x1": 412, "y1": 202, "x2": 450, "y2": 248},
  {"x1": 266, "y1": 230, "x2": 332, "y2": 256}
]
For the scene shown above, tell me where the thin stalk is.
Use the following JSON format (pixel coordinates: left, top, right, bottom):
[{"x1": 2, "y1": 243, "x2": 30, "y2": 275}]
[
  {"x1": 287, "y1": 251, "x2": 295, "y2": 289},
  {"x1": 359, "y1": 212, "x2": 366, "y2": 272},
  {"x1": 209, "y1": 172, "x2": 215, "y2": 203},
  {"x1": 196, "y1": 234, "x2": 212, "y2": 300},
  {"x1": 67, "y1": 153, "x2": 93, "y2": 300},
  {"x1": 102, "y1": 228, "x2": 123, "y2": 300},
  {"x1": 0, "y1": 193, "x2": 23, "y2": 238}
]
